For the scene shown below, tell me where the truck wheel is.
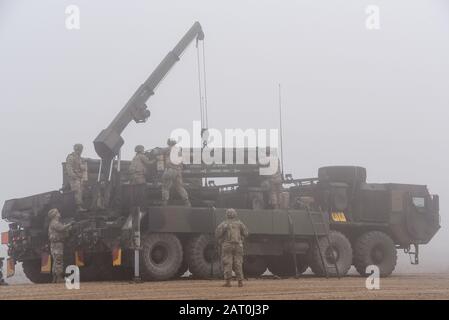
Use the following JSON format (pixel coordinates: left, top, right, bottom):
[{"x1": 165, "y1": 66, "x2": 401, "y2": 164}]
[
  {"x1": 243, "y1": 256, "x2": 267, "y2": 277},
  {"x1": 353, "y1": 231, "x2": 397, "y2": 277},
  {"x1": 141, "y1": 233, "x2": 183, "y2": 281},
  {"x1": 308, "y1": 231, "x2": 352, "y2": 277},
  {"x1": 267, "y1": 254, "x2": 308, "y2": 277},
  {"x1": 186, "y1": 234, "x2": 222, "y2": 279},
  {"x1": 22, "y1": 259, "x2": 52, "y2": 284}
]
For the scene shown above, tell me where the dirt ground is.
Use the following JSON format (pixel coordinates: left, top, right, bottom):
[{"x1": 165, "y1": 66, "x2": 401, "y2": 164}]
[{"x1": 1, "y1": 273, "x2": 449, "y2": 300}]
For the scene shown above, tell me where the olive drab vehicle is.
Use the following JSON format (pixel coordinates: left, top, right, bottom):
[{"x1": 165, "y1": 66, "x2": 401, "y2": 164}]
[{"x1": 1, "y1": 22, "x2": 440, "y2": 283}]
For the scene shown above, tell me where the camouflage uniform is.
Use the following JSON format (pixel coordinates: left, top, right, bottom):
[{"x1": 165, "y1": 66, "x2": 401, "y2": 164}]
[
  {"x1": 267, "y1": 171, "x2": 283, "y2": 209},
  {"x1": 48, "y1": 209, "x2": 72, "y2": 283},
  {"x1": 215, "y1": 208, "x2": 249, "y2": 287},
  {"x1": 161, "y1": 139, "x2": 190, "y2": 206},
  {"x1": 129, "y1": 145, "x2": 154, "y2": 185},
  {"x1": 66, "y1": 144, "x2": 87, "y2": 211},
  {"x1": 0, "y1": 258, "x2": 7, "y2": 285}
]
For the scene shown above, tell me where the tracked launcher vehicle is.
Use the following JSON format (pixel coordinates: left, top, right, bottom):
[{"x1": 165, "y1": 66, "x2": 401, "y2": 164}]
[{"x1": 1, "y1": 22, "x2": 440, "y2": 283}]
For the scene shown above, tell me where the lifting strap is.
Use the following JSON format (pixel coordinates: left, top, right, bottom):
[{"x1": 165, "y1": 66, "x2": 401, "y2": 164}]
[
  {"x1": 196, "y1": 39, "x2": 209, "y2": 187},
  {"x1": 196, "y1": 38, "x2": 209, "y2": 143}
]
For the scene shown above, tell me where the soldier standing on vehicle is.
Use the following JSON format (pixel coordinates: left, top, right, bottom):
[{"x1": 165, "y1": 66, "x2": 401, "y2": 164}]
[
  {"x1": 215, "y1": 208, "x2": 249, "y2": 287},
  {"x1": 262, "y1": 164, "x2": 283, "y2": 209},
  {"x1": 129, "y1": 145, "x2": 154, "y2": 185},
  {"x1": 161, "y1": 139, "x2": 191, "y2": 207},
  {"x1": 66, "y1": 144, "x2": 87, "y2": 212},
  {"x1": 48, "y1": 208, "x2": 73, "y2": 283},
  {"x1": 129, "y1": 145, "x2": 155, "y2": 206}
]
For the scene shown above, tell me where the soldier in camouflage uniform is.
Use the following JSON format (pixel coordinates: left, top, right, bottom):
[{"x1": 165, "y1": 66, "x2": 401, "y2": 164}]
[
  {"x1": 66, "y1": 144, "x2": 87, "y2": 212},
  {"x1": 161, "y1": 139, "x2": 190, "y2": 206},
  {"x1": 262, "y1": 163, "x2": 283, "y2": 209},
  {"x1": 129, "y1": 145, "x2": 154, "y2": 185},
  {"x1": 268, "y1": 170, "x2": 283, "y2": 209},
  {"x1": 215, "y1": 208, "x2": 249, "y2": 287},
  {"x1": 0, "y1": 257, "x2": 8, "y2": 285},
  {"x1": 48, "y1": 208, "x2": 73, "y2": 283}
]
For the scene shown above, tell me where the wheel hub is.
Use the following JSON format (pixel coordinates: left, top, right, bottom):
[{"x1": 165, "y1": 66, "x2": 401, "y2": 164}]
[
  {"x1": 371, "y1": 245, "x2": 385, "y2": 264},
  {"x1": 325, "y1": 246, "x2": 339, "y2": 264},
  {"x1": 151, "y1": 244, "x2": 169, "y2": 264}
]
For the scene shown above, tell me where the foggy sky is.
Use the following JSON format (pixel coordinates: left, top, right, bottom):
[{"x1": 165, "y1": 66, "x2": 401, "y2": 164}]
[{"x1": 1, "y1": 0, "x2": 448, "y2": 273}]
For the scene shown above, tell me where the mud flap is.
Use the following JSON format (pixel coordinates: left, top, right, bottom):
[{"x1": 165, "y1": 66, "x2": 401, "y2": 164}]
[
  {"x1": 7, "y1": 258, "x2": 15, "y2": 277},
  {"x1": 41, "y1": 253, "x2": 51, "y2": 273}
]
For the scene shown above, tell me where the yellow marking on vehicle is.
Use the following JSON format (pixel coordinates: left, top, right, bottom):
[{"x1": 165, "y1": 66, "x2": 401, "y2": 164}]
[
  {"x1": 41, "y1": 253, "x2": 51, "y2": 273},
  {"x1": 112, "y1": 247, "x2": 122, "y2": 266},
  {"x1": 75, "y1": 250, "x2": 85, "y2": 267},
  {"x1": 7, "y1": 258, "x2": 15, "y2": 278},
  {"x1": 331, "y1": 212, "x2": 347, "y2": 222}
]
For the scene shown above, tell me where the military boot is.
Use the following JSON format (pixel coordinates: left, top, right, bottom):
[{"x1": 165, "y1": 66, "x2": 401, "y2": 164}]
[
  {"x1": 77, "y1": 206, "x2": 88, "y2": 212},
  {"x1": 55, "y1": 275, "x2": 65, "y2": 283},
  {"x1": 238, "y1": 280, "x2": 243, "y2": 287},
  {"x1": 223, "y1": 279, "x2": 231, "y2": 287}
]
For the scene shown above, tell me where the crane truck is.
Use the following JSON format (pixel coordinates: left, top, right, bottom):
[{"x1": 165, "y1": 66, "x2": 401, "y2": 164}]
[{"x1": 1, "y1": 22, "x2": 440, "y2": 283}]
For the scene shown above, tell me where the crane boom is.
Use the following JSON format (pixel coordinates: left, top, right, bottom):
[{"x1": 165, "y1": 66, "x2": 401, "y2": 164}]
[{"x1": 94, "y1": 21, "x2": 204, "y2": 161}]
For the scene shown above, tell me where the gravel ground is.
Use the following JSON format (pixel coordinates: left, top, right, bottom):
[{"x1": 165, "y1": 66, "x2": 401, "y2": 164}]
[{"x1": 1, "y1": 273, "x2": 449, "y2": 300}]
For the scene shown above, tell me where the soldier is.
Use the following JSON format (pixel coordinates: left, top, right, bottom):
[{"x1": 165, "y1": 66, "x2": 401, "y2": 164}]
[
  {"x1": 66, "y1": 144, "x2": 87, "y2": 212},
  {"x1": 215, "y1": 208, "x2": 249, "y2": 287},
  {"x1": 263, "y1": 166, "x2": 283, "y2": 209},
  {"x1": 161, "y1": 139, "x2": 190, "y2": 206},
  {"x1": 48, "y1": 208, "x2": 73, "y2": 283},
  {"x1": 0, "y1": 257, "x2": 8, "y2": 286},
  {"x1": 129, "y1": 145, "x2": 154, "y2": 185}
]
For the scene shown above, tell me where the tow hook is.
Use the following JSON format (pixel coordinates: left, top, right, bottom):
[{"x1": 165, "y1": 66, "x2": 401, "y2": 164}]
[{"x1": 404, "y1": 244, "x2": 419, "y2": 265}]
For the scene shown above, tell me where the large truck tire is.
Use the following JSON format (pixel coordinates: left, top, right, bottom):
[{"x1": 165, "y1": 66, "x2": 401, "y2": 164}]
[
  {"x1": 22, "y1": 259, "x2": 53, "y2": 284},
  {"x1": 353, "y1": 231, "x2": 397, "y2": 277},
  {"x1": 308, "y1": 231, "x2": 352, "y2": 277},
  {"x1": 141, "y1": 233, "x2": 183, "y2": 281},
  {"x1": 186, "y1": 234, "x2": 222, "y2": 279},
  {"x1": 267, "y1": 254, "x2": 308, "y2": 277},
  {"x1": 243, "y1": 255, "x2": 268, "y2": 277},
  {"x1": 318, "y1": 166, "x2": 367, "y2": 184}
]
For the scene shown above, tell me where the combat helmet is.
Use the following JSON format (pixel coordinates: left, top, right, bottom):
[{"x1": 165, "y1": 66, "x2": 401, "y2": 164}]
[
  {"x1": 48, "y1": 208, "x2": 60, "y2": 220},
  {"x1": 74, "y1": 144, "x2": 83, "y2": 152},
  {"x1": 135, "y1": 145, "x2": 145, "y2": 153},
  {"x1": 226, "y1": 208, "x2": 237, "y2": 219},
  {"x1": 167, "y1": 138, "x2": 177, "y2": 146}
]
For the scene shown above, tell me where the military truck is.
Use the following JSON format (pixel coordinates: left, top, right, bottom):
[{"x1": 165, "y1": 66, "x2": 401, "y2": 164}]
[{"x1": 1, "y1": 22, "x2": 441, "y2": 283}]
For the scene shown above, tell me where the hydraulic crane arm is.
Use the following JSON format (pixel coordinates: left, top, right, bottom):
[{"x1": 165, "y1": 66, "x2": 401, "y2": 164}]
[{"x1": 94, "y1": 21, "x2": 204, "y2": 161}]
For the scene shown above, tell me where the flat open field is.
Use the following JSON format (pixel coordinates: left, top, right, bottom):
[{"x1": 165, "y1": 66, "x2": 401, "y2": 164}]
[{"x1": 1, "y1": 273, "x2": 449, "y2": 300}]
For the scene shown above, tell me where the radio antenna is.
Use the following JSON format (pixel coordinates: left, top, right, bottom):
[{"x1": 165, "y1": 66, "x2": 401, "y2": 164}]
[{"x1": 278, "y1": 83, "x2": 285, "y2": 178}]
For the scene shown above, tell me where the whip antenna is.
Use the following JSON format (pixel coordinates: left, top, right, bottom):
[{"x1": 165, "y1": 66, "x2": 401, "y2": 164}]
[{"x1": 278, "y1": 83, "x2": 285, "y2": 178}]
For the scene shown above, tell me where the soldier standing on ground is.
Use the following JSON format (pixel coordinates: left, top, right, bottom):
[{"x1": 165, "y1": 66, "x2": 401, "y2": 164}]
[
  {"x1": 161, "y1": 139, "x2": 190, "y2": 207},
  {"x1": 0, "y1": 257, "x2": 8, "y2": 285},
  {"x1": 48, "y1": 208, "x2": 73, "y2": 283},
  {"x1": 215, "y1": 208, "x2": 249, "y2": 287},
  {"x1": 66, "y1": 144, "x2": 87, "y2": 212}
]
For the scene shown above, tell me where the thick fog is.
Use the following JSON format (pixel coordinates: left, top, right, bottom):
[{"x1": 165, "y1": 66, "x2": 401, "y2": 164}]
[{"x1": 1, "y1": 0, "x2": 448, "y2": 277}]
